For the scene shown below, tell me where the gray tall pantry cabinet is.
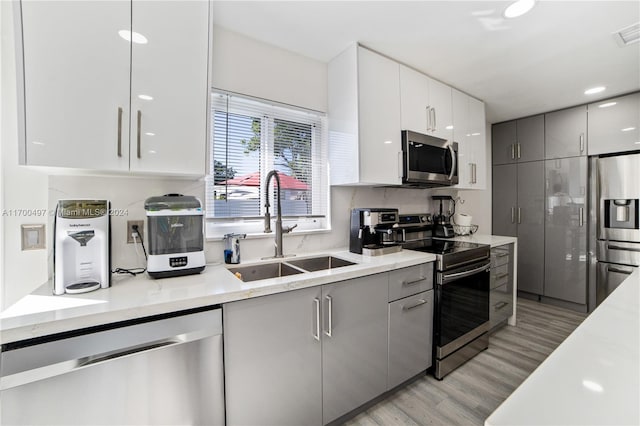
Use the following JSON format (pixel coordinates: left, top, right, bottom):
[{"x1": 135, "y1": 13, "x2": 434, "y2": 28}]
[
  {"x1": 543, "y1": 106, "x2": 588, "y2": 306},
  {"x1": 492, "y1": 105, "x2": 589, "y2": 308},
  {"x1": 492, "y1": 116, "x2": 545, "y2": 296}
]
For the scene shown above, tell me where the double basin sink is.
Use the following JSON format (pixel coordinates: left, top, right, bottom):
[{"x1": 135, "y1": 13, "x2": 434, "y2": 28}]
[{"x1": 228, "y1": 255, "x2": 356, "y2": 282}]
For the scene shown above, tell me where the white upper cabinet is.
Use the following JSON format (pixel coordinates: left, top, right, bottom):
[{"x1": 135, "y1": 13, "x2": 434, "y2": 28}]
[
  {"x1": 20, "y1": 1, "x2": 131, "y2": 171},
  {"x1": 329, "y1": 45, "x2": 401, "y2": 185},
  {"x1": 399, "y1": 65, "x2": 453, "y2": 141},
  {"x1": 587, "y1": 92, "x2": 640, "y2": 156},
  {"x1": 18, "y1": 0, "x2": 210, "y2": 176},
  {"x1": 452, "y1": 89, "x2": 486, "y2": 190}
]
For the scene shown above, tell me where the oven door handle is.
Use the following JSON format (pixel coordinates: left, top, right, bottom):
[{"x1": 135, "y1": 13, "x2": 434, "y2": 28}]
[{"x1": 440, "y1": 261, "x2": 491, "y2": 285}]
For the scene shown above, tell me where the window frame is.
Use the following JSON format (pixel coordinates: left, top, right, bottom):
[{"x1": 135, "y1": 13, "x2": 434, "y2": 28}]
[{"x1": 206, "y1": 91, "x2": 330, "y2": 240}]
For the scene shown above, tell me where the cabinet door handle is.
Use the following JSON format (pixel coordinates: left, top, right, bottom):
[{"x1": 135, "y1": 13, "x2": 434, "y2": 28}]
[
  {"x1": 494, "y1": 301, "x2": 509, "y2": 310},
  {"x1": 511, "y1": 144, "x2": 516, "y2": 160},
  {"x1": 517, "y1": 207, "x2": 521, "y2": 224},
  {"x1": 495, "y1": 252, "x2": 509, "y2": 258},
  {"x1": 324, "y1": 295, "x2": 332, "y2": 337},
  {"x1": 432, "y1": 107, "x2": 437, "y2": 132},
  {"x1": 517, "y1": 143, "x2": 521, "y2": 159},
  {"x1": 398, "y1": 152, "x2": 403, "y2": 179},
  {"x1": 579, "y1": 133, "x2": 585, "y2": 153},
  {"x1": 511, "y1": 207, "x2": 516, "y2": 224},
  {"x1": 472, "y1": 163, "x2": 477, "y2": 184},
  {"x1": 579, "y1": 207, "x2": 584, "y2": 227},
  {"x1": 136, "y1": 110, "x2": 142, "y2": 159},
  {"x1": 403, "y1": 277, "x2": 425, "y2": 286},
  {"x1": 607, "y1": 266, "x2": 633, "y2": 275},
  {"x1": 313, "y1": 298, "x2": 320, "y2": 341},
  {"x1": 403, "y1": 299, "x2": 427, "y2": 311},
  {"x1": 469, "y1": 163, "x2": 474, "y2": 184},
  {"x1": 117, "y1": 107, "x2": 123, "y2": 157},
  {"x1": 426, "y1": 106, "x2": 431, "y2": 131},
  {"x1": 495, "y1": 273, "x2": 509, "y2": 280}
]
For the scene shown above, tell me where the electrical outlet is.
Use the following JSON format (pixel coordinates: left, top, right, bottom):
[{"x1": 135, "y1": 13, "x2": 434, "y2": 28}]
[{"x1": 127, "y1": 220, "x2": 145, "y2": 244}]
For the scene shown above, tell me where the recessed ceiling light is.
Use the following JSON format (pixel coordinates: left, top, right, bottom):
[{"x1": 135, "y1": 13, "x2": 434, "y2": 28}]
[
  {"x1": 384, "y1": 140, "x2": 393, "y2": 144},
  {"x1": 582, "y1": 380, "x2": 603, "y2": 393},
  {"x1": 145, "y1": 132, "x2": 156, "y2": 136},
  {"x1": 118, "y1": 30, "x2": 148, "y2": 44},
  {"x1": 584, "y1": 86, "x2": 606, "y2": 95},
  {"x1": 504, "y1": 0, "x2": 536, "y2": 18},
  {"x1": 445, "y1": 125, "x2": 454, "y2": 130},
  {"x1": 621, "y1": 127, "x2": 636, "y2": 132},
  {"x1": 138, "y1": 94, "x2": 153, "y2": 101},
  {"x1": 598, "y1": 102, "x2": 617, "y2": 108}
]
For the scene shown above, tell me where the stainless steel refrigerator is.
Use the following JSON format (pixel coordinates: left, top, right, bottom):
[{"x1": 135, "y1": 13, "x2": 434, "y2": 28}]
[{"x1": 589, "y1": 153, "x2": 640, "y2": 308}]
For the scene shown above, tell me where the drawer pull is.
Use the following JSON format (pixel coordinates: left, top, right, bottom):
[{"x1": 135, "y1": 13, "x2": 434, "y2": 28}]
[
  {"x1": 403, "y1": 277, "x2": 425, "y2": 286},
  {"x1": 403, "y1": 299, "x2": 427, "y2": 311},
  {"x1": 494, "y1": 301, "x2": 509, "y2": 310},
  {"x1": 495, "y1": 273, "x2": 509, "y2": 280},
  {"x1": 494, "y1": 252, "x2": 509, "y2": 258}
]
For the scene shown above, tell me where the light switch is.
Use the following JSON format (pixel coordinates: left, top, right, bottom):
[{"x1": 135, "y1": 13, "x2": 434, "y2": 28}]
[{"x1": 21, "y1": 224, "x2": 46, "y2": 250}]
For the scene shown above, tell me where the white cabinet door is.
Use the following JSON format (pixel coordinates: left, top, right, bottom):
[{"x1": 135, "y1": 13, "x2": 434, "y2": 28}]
[
  {"x1": 468, "y1": 95, "x2": 487, "y2": 189},
  {"x1": 453, "y1": 89, "x2": 486, "y2": 190},
  {"x1": 358, "y1": 47, "x2": 402, "y2": 185},
  {"x1": 588, "y1": 92, "x2": 640, "y2": 156},
  {"x1": 20, "y1": 1, "x2": 130, "y2": 170},
  {"x1": 129, "y1": 0, "x2": 209, "y2": 175},
  {"x1": 322, "y1": 274, "x2": 389, "y2": 424},
  {"x1": 428, "y1": 77, "x2": 453, "y2": 141},
  {"x1": 400, "y1": 65, "x2": 429, "y2": 134}
]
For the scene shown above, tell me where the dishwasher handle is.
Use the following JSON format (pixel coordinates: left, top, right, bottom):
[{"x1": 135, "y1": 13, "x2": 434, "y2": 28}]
[{"x1": 1, "y1": 329, "x2": 216, "y2": 391}]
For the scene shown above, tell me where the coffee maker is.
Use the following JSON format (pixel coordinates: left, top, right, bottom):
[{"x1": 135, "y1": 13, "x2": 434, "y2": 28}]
[
  {"x1": 432, "y1": 195, "x2": 456, "y2": 238},
  {"x1": 54, "y1": 199, "x2": 110, "y2": 295},
  {"x1": 349, "y1": 208, "x2": 402, "y2": 255}
]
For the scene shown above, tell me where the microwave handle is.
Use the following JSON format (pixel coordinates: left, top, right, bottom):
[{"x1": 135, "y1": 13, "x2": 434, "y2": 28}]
[{"x1": 447, "y1": 144, "x2": 456, "y2": 181}]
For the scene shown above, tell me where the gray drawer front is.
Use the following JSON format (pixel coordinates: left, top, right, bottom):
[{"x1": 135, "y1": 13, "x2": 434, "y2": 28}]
[
  {"x1": 490, "y1": 284, "x2": 512, "y2": 327},
  {"x1": 389, "y1": 263, "x2": 433, "y2": 302},
  {"x1": 491, "y1": 248, "x2": 510, "y2": 268},
  {"x1": 491, "y1": 263, "x2": 509, "y2": 289},
  {"x1": 388, "y1": 290, "x2": 433, "y2": 390}
]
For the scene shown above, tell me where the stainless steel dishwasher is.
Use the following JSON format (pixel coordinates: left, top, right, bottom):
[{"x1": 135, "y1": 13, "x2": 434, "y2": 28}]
[{"x1": 0, "y1": 307, "x2": 224, "y2": 425}]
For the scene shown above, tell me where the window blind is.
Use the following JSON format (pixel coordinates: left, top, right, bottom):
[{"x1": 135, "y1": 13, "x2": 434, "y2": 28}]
[{"x1": 206, "y1": 92, "x2": 329, "y2": 237}]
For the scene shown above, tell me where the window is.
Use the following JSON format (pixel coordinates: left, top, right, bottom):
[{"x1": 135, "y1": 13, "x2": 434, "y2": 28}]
[{"x1": 206, "y1": 92, "x2": 329, "y2": 238}]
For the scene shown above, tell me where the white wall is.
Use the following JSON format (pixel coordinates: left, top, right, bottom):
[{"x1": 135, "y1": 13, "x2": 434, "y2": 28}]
[{"x1": 1, "y1": 1, "x2": 49, "y2": 309}]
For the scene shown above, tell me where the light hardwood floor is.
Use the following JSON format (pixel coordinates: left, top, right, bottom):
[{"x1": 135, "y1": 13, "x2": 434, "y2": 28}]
[{"x1": 344, "y1": 298, "x2": 587, "y2": 426}]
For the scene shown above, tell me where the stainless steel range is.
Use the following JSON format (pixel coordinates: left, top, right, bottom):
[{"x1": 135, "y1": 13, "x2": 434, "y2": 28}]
[{"x1": 398, "y1": 214, "x2": 491, "y2": 380}]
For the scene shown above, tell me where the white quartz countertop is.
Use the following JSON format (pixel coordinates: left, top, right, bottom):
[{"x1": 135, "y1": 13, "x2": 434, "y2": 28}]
[
  {"x1": 0, "y1": 249, "x2": 435, "y2": 344},
  {"x1": 485, "y1": 267, "x2": 640, "y2": 426}
]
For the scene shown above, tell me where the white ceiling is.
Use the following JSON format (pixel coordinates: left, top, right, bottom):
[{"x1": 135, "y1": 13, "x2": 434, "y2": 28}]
[{"x1": 211, "y1": 1, "x2": 640, "y2": 123}]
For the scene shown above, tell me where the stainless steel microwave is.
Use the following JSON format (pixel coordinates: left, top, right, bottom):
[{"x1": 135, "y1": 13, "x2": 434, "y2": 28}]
[{"x1": 401, "y1": 130, "x2": 458, "y2": 187}]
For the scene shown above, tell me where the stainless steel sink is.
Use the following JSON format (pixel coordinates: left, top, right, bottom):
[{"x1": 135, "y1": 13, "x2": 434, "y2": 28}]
[
  {"x1": 287, "y1": 256, "x2": 356, "y2": 272},
  {"x1": 228, "y1": 262, "x2": 304, "y2": 282}
]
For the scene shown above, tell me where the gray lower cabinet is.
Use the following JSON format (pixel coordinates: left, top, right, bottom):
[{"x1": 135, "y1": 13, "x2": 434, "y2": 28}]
[
  {"x1": 322, "y1": 274, "x2": 388, "y2": 424},
  {"x1": 490, "y1": 244, "x2": 514, "y2": 329},
  {"x1": 544, "y1": 156, "x2": 588, "y2": 305},
  {"x1": 223, "y1": 286, "x2": 323, "y2": 426},
  {"x1": 492, "y1": 161, "x2": 545, "y2": 295},
  {"x1": 224, "y1": 273, "x2": 389, "y2": 426},
  {"x1": 388, "y1": 290, "x2": 433, "y2": 389},
  {"x1": 545, "y1": 105, "x2": 587, "y2": 159},
  {"x1": 588, "y1": 92, "x2": 640, "y2": 156}
]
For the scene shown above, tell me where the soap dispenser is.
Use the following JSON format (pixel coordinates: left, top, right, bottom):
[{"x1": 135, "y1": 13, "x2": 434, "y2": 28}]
[{"x1": 223, "y1": 233, "x2": 246, "y2": 264}]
